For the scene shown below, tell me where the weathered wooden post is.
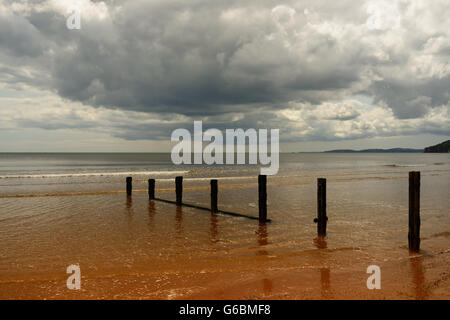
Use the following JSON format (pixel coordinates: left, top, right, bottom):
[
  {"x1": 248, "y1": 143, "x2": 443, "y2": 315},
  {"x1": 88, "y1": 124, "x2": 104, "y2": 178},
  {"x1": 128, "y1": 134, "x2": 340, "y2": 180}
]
[
  {"x1": 314, "y1": 178, "x2": 327, "y2": 237},
  {"x1": 210, "y1": 179, "x2": 218, "y2": 213},
  {"x1": 175, "y1": 176, "x2": 183, "y2": 206},
  {"x1": 409, "y1": 171, "x2": 421, "y2": 251},
  {"x1": 148, "y1": 179, "x2": 155, "y2": 200},
  {"x1": 258, "y1": 175, "x2": 267, "y2": 222},
  {"x1": 126, "y1": 177, "x2": 132, "y2": 196}
]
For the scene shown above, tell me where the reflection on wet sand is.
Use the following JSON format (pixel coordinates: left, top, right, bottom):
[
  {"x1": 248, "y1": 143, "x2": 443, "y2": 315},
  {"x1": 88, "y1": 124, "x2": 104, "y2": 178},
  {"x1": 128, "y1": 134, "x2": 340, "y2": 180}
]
[
  {"x1": 256, "y1": 223, "x2": 272, "y2": 295},
  {"x1": 314, "y1": 237, "x2": 332, "y2": 299},
  {"x1": 175, "y1": 205, "x2": 183, "y2": 237},
  {"x1": 409, "y1": 253, "x2": 428, "y2": 299},
  {"x1": 262, "y1": 278, "x2": 273, "y2": 296},
  {"x1": 125, "y1": 196, "x2": 134, "y2": 228},
  {"x1": 256, "y1": 223, "x2": 268, "y2": 256},
  {"x1": 320, "y1": 268, "x2": 331, "y2": 299},
  {"x1": 126, "y1": 195, "x2": 133, "y2": 212},
  {"x1": 147, "y1": 200, "x2": 155, "y2": 228},
  {"x1": 314, "y1": 237, "x2": 327, "y2": 250},
  {"x1": 210, "y1": 213, "x2": 218, "y2": 243}
]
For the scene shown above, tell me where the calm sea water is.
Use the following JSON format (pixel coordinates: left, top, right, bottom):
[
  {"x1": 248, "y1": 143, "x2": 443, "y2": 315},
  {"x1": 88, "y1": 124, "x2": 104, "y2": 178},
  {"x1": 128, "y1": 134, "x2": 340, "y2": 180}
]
[{"x1": 0, "y1": 153, "x2": 449, "y2": 298}]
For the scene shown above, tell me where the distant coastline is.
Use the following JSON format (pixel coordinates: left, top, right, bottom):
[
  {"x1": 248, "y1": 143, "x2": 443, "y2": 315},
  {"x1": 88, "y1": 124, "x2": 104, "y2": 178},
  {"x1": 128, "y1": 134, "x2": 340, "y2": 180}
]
[
  {"x1": 324, "y1": 139, "x2": 450, "y2": 153},
  {"x1": 324, "y1": 148, "x2": 423, "y2": 153}
]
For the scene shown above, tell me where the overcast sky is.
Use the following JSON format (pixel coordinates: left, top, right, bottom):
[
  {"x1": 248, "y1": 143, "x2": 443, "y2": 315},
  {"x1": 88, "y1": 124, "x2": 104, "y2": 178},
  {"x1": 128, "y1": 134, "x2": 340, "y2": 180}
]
[{"x1": 0, "y1": 0, "x2": 449, "y2": 152}]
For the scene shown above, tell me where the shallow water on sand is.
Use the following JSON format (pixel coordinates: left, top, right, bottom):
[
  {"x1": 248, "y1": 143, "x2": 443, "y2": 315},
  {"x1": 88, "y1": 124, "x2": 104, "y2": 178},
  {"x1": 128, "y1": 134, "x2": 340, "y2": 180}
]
[{"x1": 0, "y1": 153, "x2": 449, "y2": 299}]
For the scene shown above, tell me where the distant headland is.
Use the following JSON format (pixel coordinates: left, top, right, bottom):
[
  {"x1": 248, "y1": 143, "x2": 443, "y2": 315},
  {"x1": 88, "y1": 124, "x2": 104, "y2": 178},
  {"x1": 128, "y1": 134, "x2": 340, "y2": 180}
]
[
  {"x1": 324, "y1": 140, "x2": 450, "y2": 153},
  {"x1": 424, "y1": 140, "x2": 450, "y2": 153},
  {"x1": 324, "y1": 148, "x2": 423, "y2": 153}
]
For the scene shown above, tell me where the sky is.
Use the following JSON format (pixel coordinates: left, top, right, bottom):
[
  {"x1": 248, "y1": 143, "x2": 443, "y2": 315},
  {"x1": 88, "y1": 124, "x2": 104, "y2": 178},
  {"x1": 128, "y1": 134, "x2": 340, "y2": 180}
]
[{"x1": 0, "y1": 0, "x2": 449, "y2": 152}]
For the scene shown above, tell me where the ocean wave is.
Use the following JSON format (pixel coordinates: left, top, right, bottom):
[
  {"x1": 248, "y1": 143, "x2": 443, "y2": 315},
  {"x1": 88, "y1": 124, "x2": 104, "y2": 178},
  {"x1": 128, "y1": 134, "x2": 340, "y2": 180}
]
[
  {"x1": 383, "y1": 164, "x2": 425, "y2": 168},
  {"x1": 0, "y1": 170, "x2": 189, "y2": 179}
]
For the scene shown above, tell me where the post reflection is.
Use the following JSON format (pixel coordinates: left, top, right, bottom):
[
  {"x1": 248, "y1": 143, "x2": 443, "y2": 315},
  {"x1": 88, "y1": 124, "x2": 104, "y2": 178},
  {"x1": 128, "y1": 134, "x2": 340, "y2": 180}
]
[
  {"x1": 262, "y1": 278, "x2": 273, "y2": 296},
  {"x1": 256, "y1": 223, "x2": 268, "y2": 256},
  {"x1": 210, "y1": 213, "x2": 218, "y2": 243},
  {"x1": 125, "y1": 195, "x2": 133, "y2": 231},
  {"x1": 147, "y1": 200, "x2": 155, "y2": 229},
  {"x1": 175, "y1": 205, "x2": 183, "y2": 237},
  {"x1": 126, "y1": 195, "x2": 133, "y2": 211},
  {"x1": 314, "y1": 237, "x2": 332, "y2": 299},
  {"x1": 313, "y1": 237, "x2": 327, "y2": 250},
  {"x1": 125, "y1": 196, "x2": 134, "y2": 218},
  {"x1": 320, "y1": 268, "x2": 331, "y2": 298},
  {"x1": 256, "y1": 223, "x2": 273, "y2": 296},
  {"x1": 409, "y1": 253, "x2": 428, "y2": 300}
]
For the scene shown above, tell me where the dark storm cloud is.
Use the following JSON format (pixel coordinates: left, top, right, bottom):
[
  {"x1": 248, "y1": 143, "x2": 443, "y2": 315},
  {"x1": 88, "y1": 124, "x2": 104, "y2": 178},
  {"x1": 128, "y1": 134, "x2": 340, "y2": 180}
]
[
  {"x1": 0, "y1": 10, "x2": 45, "y2": 57},
  {"x1": 2, "y1": 1, "x2": 368, "y2": 110},
  {"x1": 371, "y1": 76, "x2": 450, "y2": 119},
  {"x1": 1, "y1": 0, "x2": 449, "y2": 142}
]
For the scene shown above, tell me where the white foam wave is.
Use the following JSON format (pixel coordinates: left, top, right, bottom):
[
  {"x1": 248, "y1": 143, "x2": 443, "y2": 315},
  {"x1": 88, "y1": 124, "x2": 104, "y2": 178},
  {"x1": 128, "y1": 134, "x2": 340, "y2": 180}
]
[
  {"x1": 384, "y1": 164, "x2": 426, "y2": 167},
  {"x1": 0, "y1": 170, "x2": 189, "y2": 179}
]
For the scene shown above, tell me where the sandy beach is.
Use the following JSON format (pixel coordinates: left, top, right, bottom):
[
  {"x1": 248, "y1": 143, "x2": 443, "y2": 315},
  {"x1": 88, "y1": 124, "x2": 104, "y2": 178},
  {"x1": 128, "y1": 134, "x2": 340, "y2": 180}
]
[
  {"x1": 0, "y1": 153, "x2": 449, "y2": 300},
  {"x1": 1, "y1": 239, "x2": 449, "y2": 299}
]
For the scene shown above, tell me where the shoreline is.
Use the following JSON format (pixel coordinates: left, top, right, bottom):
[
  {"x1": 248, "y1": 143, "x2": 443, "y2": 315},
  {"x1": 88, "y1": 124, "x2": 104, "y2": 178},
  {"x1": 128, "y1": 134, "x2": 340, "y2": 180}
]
[{"x1": 1, "y1": 247, "x2": 449, "y2": 300}]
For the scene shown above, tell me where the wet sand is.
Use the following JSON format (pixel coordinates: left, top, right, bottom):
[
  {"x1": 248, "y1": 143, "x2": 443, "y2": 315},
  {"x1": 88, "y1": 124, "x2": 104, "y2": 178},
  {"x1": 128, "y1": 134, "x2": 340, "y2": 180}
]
[
  {"x1": 1, "y1": 189, "x2": 449, "y2": 300},
  {"x1": 0, "y1": 154, "x2": 449, "y2": 300},
  {"x1": 1, "y1": 244, "x2": 449, "y2": 299}
]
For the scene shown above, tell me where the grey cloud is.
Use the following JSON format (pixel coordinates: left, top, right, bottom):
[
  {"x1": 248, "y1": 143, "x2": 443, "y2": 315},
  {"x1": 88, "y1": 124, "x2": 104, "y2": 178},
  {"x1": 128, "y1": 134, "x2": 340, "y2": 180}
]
[
  {"x1": 0, "y1": 11, "x2": 46, "y2": 57},
  {"x1": 2, "y1": 1, "x2": 369, "y2": 111},
  {"x1": 1, "y1": 0, "x2": 449, "y2": 142},
  {"x1": 371, "y1": 76, "x2": 450, "y2": 119}
]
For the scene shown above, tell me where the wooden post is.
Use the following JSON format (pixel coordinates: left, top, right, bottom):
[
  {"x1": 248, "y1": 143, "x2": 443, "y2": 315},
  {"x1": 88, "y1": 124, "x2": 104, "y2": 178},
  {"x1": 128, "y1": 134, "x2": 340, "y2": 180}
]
[
  {"x1": 315, "y1": 178, "x2": 327, "y2": 237},
  {"x1": 175, "y1": 176, "x2": 183, "y2": 206},
  {"x1": 126, "y1": 177, "x2": 132, "y2": 196},
  {"x1": 409, "y1": 171, "x2": 421, "y2": 251},
  {"x1": 148, "y1": 179, "x2": 155, "y2": 200},
  {"x1": 210, "y1": 179, "x2": 218, "y2": 213},
  {"x1": 258, "y1": 175, "x2": 267, "y2": 222}
]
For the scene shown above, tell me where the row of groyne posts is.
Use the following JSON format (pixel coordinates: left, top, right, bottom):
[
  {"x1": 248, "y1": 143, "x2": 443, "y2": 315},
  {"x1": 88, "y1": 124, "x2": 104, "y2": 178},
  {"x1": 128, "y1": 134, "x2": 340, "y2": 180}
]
[{"x1": 125, "y1": 171, "x2": 422, "y2": 252}]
